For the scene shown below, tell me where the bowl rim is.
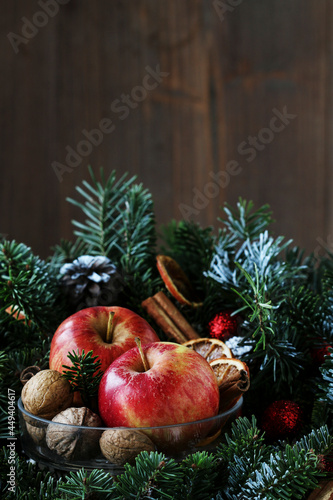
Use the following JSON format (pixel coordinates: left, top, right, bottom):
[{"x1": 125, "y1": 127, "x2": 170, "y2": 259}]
[{"x1": 18, "y1": 396, "x2": 243, "y2": 431}]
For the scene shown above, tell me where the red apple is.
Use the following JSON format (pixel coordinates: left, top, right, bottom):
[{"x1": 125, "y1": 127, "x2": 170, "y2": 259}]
[
  {"x1": 49, "y1": 306, "x2": 159, "y2": 374},
  {"x1": 98, "y1": 341, "x2": 220, "y2": 453}
]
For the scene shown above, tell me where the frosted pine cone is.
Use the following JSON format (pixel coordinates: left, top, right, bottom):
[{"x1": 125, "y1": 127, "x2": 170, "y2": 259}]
[{"x1": 60, "y1": 255, "x2": 123, "y2": 310}]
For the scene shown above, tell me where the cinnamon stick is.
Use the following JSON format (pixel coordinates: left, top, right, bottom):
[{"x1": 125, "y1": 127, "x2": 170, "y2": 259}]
[
  {"x1": 218, "y1": 371, "x2": 250, "y2": 412},
  {"x1": 141, "y1": 291, "x2": 200, "y2": 343},
  {"x1": 306, "y1": 481, "x2": 333, "y2": 500}
]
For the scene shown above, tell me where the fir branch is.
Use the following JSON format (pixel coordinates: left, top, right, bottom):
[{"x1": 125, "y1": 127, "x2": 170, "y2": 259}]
[
  {"x1": 0, "y1": 447, "x2": 63, "y2": 499},
  {"x1": 67, "y1": 166, "x2": 136, "y2": 258},
  {"x1": 239, "y1": 449, "x2": 319, "y2": 500},
  {"x1": 111, "y1": 451, "x2": 183, "y2": 499},
  {"x1": 216, "y1": 416, "x2": 271, "y2": 494},
  {"x1": 286, "y1": 285, "x2": 320, "y2": 328},
  {"x1": 220, "y1": 199, "x2": 274, "y2": 242},
  {"x1": 311, "y1": 399, "x2": 330, "y2": 430},
  {"x1": 294, "y1": 424, "x2": 332, "y2": 457},
  {"x1": 120, "y1": 184, "x2": 156, "y2": 272},
  {"x1": 318, "y1": 348, "x2": 333, "y2": 419},
  {"x1": 159, "y1": 220, "x2": 215, "y2": 290},
  {"x1": 58, "y1": 468, "x2": 113, "y2": 499},
  {"x1": 178, "y1": 451, "x2": 220, "y2": 500},
  {"x1": 49, "y1": 238, "x2": 88, "y2": 273},
  {"x1": 217, "y1": 415, "x2": 266, "y2": 459},
  {"x1": 232, "y1": 263, "x2": 276, "y2": 351},
  {"x1": 284, "y1": 284, "x2": 333, "y2": 343},
  {"x1": 238, "y1": 429, "x2": 330, "y2": 500},
  {"x1": 245, "y1": 332, "x2": 304, "y2": 395},
  {"x1": 238, "y1": 232, "x2": 303, "y2": 297},
  {"x1": 0, "y1": 341, "x2": 50, "y2": 438},
  {"x1": 118, "y1": 183, "x2": 160, "y2": 304},
  {"x1": 62, "y1": 349, "x2": 103, "y2": 410},
  {"x1": 207, "y1": 230, "x2": 305, "y2": 301},
  {"x1": 221, "y1": 425, "x2": 331, "y2": 500},
  {"x1": 67, "y1": 168, "x2": 160, "y2": 307},
  {"x1": 0, "y1": 240, "x2": 65, "y2": 333}
]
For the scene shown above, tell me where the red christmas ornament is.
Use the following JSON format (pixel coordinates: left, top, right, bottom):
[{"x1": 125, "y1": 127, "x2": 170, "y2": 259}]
[
  {"x1": 261, "y1": 400, "x2": 303, "y2": 440},
  {"x1": 320, "y1": 455, "x2": 333, "y2": 473},
  {"x1": 208, "y1": 310, "x2": 239, "y2": 341},
  {"x1": 310, "y1": 341, "x2": 331, "y2": 367}
]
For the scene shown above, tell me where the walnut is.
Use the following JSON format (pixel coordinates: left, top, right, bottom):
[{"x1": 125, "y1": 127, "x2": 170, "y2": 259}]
[
  {"x1": 46, "y1": 407, "x2": 102, "y2": 460},
  {"x1": 100, "y1": 428, "x2": 155, "y2": 465},
  {"x1": 25, "y1": 422, "x2": 45, "y2": 445},
  {"x1": 21, "y1": 369, "x2": 73, "y2": 420}
]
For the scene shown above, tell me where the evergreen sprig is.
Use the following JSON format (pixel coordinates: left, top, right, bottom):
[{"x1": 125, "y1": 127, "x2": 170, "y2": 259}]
[
  {"x1": 232, "y1": 262, "x2": 277, "y2": 350},
  {"x1": 67, "y1": 168, "x2": 160, "y2": 307},
  {"x1": 159, "y1": 220, "x2": 215, "y2": 289},
  {"x1": 111, "y1": 451, "x2": 182, "y2": 499},
  {"x1": 62, "y1": 349, "x2": 103, "y2": 410},
  {"x1": 158, "y1": 219, "x2": 217, "y2": 333},
  {"x1": 236, "y1": 431, "x2": 329, "y2": 500},
  {"x1": 58, "y1": 468, "x2": 113, "y2": 499},
  {"x1": 178, "y1": 452, "x2": 220, "y2": 500},
  {"x1": 204, "y1": 202, "x2": 320, "y2": 405},
  {"x1": 118, "y1": 183, "x2": 160, "y2": 305},
  {"x1": 0, "y1": 240, "x2": 65, "y2": 333},
  {"x1": 237, "y1": 448, "x2": 319, "y2": 500},
  {"x1": 217, "y1": 421, "x2": 331, "y2": 500},
  {"x1": 67, "y1": 166, "x2": 136, "y2": 258},
  {"x1": 216, "y1": 416, "x2": 270, "y2": 494},
  {"x1": 221, "y1": 199, "x2": 274, "y2": 241},
  {"x1": 319, "y1": 348, "x2": 333, "y2": 408},
  {"x1": 49, "y1": 238, "x2": 88, "y2": 273},
  {"x1": 0, "y1": 340, "x2": 50, "y2": 438},
  {"x1": 0, "y1": 448, "x2": 62, "y2": 499}
]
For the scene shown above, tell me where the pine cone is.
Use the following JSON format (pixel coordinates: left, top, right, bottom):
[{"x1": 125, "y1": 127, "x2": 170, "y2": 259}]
[{"x1": 60, "y1": 255, "x2": 123, "y2": 310}]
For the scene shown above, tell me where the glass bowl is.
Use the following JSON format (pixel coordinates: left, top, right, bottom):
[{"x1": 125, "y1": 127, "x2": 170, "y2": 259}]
[{"x1": 18, "y1": 396, "x2": 243, "y2": 474}]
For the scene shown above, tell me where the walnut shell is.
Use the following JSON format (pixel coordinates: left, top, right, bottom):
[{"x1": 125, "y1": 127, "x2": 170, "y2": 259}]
[
  {"x1": 100, "y1": 428, "x2": 155, "y2": 465},
  {"x1": 21, "y1": 369, "x2": 73, "y2": 420},
  {"x1": 26, "y1": 422, "x2": 45, "y2": 445},
  {"x1": 46, "y1": 407, "x2": 102, "y2": 460}
]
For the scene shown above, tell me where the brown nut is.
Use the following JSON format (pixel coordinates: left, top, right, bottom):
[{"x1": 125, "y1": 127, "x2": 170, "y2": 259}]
[
  {"x1": 21, "y1": 369, "x2": 73, "y2": 420},
  {"x1": 46, "y1": 407, "x2": 102, "y2": 460},
  {"x1": 100, "y1": 428, "x2": 155, "y2": 465}
]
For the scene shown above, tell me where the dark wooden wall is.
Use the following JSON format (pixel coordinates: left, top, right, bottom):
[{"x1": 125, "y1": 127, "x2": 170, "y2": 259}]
[{"x1": 1, "y1": 0, "x2": 332, "y2": 259}]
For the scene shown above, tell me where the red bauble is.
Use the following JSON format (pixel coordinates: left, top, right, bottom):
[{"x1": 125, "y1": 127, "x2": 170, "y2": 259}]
[
  {"x1": 310, "y1": 341, "x2": 331, "y2": 367},
  {"x1": 261, "y1": 400, "x2": 303, "y2": 440},
  {"x1": 208, "y1": 310, "x2": 239, "y2": 341},
  {"x1": 320, "y1": 455, "x2": 333, "y2": 473}
]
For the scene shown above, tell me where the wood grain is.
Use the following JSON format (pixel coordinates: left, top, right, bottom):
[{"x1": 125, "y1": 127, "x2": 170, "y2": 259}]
[{"x1": 0, "y1": 0, "x2": 332, "y2": 257}]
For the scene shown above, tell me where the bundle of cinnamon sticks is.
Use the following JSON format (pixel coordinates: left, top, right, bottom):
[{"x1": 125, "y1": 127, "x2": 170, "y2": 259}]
[{"x1": 141, "y1": 291, "x2": 200, "y2": 343}]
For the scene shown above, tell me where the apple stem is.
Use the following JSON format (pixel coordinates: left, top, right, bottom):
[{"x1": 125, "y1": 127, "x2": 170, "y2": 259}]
[
  {"x1": 135, "y1": 337, "x2": 150, "y2": 372},
  {"x1": 106, "y1": 311, "x2": 115, "y2": 343}
]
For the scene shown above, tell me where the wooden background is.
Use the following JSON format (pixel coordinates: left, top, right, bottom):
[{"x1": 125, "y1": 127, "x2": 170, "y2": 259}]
[{"x1": 1, "y1": 0, "x2": 332, "y2": 259}]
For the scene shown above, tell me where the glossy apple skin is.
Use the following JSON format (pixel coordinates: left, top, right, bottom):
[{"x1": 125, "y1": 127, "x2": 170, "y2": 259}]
[
  {"x1": 98, "y1": 342, "x2": 220, "y2": 452},
  {"x1": 49, "y1": 306, "x2": 159, "y2": 374}
]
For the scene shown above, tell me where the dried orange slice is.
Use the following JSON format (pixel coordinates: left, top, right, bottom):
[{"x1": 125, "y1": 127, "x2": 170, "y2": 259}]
[
  {"x1": 210, "y1": 357, "x2": 250, "y2": 390},
  {"x1": 183, "y1": 338, "x2": 233, "y2": 362},
  {"x1": 156, "y1": 255, "x2": 203, "y2": 307},
  {"x1": 210, "y1": 357, "x2": 250, "y2": 411},
  {"x1": 5, "y1": 306, "x2": 31, "y2": 325}
]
